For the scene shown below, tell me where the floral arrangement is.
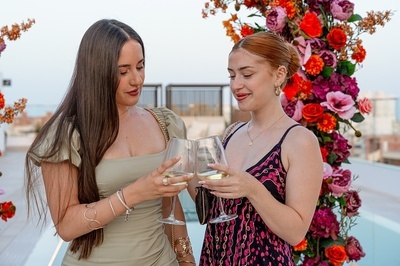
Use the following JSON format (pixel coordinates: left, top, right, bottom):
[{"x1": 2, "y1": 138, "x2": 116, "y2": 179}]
[
  {"x1": 202, "y1": 1, "x2": 392, "y2": 265},
  {"x1": 0, "y1": 18, "x2": 33, "y2": 223}
]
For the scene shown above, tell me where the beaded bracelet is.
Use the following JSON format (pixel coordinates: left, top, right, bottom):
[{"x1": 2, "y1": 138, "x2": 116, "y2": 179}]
[{"x1": 116, "y1": 188, "x2": 134, "y2": 222}]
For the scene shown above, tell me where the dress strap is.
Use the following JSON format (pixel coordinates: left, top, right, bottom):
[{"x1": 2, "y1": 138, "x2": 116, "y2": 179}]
[
  {"x1": 222, "y1": 122, "x2": 246, "y2": 147},
  {"x1": 277, "y1": 124, "x2": 301, "y2": 146}
]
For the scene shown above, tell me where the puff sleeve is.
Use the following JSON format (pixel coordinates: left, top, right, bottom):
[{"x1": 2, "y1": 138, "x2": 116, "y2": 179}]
[
  {"x1": 150, "y1": 107, "x2": 187, "y2": 140},
  {"x1": 28, "y1": 121, "x2": 82, "y2": 168}
]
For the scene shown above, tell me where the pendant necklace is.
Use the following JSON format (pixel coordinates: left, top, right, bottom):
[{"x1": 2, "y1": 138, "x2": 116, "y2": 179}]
[{"x1": 246, "y1": 114, "x2": 285, "y2": 146}]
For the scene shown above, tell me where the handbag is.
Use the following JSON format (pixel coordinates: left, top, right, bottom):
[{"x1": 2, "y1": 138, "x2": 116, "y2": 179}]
[
  {"x1": 194, "y1": 121, "x2": 242, "y2": 224},
  {"x1": 195, "y1": 186, "x2": 215, "y2": 225}
]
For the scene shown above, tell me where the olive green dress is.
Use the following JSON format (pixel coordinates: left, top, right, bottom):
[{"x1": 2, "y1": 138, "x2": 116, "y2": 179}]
[{"x1": 28, "y1": 107, "x2": 186, "y2": 266}]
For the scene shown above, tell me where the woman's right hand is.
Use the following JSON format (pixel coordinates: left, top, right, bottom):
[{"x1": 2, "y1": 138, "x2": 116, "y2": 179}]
[{"x1": 130, "y1": 156, "x2": 192, "y2": 202}]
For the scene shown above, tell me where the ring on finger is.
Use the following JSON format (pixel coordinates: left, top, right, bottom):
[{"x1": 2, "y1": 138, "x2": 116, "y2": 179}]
[{"x1": 162, "y1": 177, "x2": 169, "y2": 186}]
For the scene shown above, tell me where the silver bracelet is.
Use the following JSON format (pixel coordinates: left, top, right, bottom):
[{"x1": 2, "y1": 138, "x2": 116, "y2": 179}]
[
  {"x1": 116, "y1": 188, "x2": 134, "y2": 222},
  {"x1": 108, "y1": 196, "x2": 117, "y2": 218}
]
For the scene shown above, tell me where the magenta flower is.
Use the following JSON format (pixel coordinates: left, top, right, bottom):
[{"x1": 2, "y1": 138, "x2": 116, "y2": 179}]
[
  {"x1": 344, "y1": 190, "x2": 362, "y2": 217},
  {"x1": 306, "y1": 0, "x2": 331, "y2": 14},
  {"x1": 325, "y1": 131, "x2": 351, "y2": 165},
  {"x1": 0, "y1": 43, "x2": 6, "y2": 53},
  {"x1": 309, "y1": 206, "x2": 340, "y2": 239},
  {"x1": 331, "y1": 0, "x2": 355, "y2": 21},
  {"x1": 321, "y1": 91, "x2": 356, "y2": 119},
  {"x1": 345, "y1": 236, "x2": 366, "y2": 261}
]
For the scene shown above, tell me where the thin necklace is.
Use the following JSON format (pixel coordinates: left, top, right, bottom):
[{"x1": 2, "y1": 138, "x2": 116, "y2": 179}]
[{"x1": 246, "y1": 114, "x2": 285, "y2": 146}]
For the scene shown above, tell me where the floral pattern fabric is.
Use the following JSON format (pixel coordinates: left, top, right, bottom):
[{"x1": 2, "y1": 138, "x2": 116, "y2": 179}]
[{"x1": 200, "y1": 124, "x2": 300, "y2": 266}]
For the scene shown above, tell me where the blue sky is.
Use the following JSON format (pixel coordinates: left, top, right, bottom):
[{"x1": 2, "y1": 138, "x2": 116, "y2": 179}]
[{"x1": 0, "y1": 0, "x2": 399, "y2": 107}]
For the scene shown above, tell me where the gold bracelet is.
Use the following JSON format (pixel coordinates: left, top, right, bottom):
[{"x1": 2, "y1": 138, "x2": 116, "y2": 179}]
[
  {"x1": 177, "y1": 260, "x2": 196, "y2": 264},
  {"x1": 83, "y1": 202, "x2": 104, "y2": 230},
  {"x1": 174, "y1": 236, "x2": 193, "y2": 258}
]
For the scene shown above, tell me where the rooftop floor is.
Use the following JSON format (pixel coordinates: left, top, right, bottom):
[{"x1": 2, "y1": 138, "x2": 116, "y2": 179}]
[{"x1": 0, "y1": 148, "x2": 399, "y2": 265}]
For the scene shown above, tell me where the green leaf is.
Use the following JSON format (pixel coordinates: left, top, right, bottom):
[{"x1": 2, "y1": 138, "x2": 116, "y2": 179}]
[
  {"x1": 347, "y1": 14, "x2": 363, "y2": 23},
  {"x1": 321, "y1": 66, "x2": 333, "y2": 78},
  {"x1": 327, "y1": 153, "x2": 338, "y2": 165},
  {"x1": 351, "y1": 113, "x2": 365, "y2": 123},
  {"x1": 337, "y1": 61, "x2": 356, "y2": 76},
  {"x1": 338, "y1": 196, "x2": 346, "y2": 207}
]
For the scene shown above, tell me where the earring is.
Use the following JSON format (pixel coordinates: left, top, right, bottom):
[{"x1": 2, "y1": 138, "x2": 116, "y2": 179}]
[{"x1": 274, "y1": 84, "x2": 281, "y2": 96}]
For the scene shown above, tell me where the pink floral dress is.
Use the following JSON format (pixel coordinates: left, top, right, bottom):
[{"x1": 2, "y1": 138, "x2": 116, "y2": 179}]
[{"x1": 199, "y1": 124, "x2": 300, "y2": 266}]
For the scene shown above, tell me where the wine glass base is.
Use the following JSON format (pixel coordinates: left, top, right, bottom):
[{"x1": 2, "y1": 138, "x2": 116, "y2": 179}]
[
  {"x1": 157, "y1": 217, "x2": 186, "y2": 225},
  {"x1": 209, "y1": 214, "x2": 238, "y2": 224}
]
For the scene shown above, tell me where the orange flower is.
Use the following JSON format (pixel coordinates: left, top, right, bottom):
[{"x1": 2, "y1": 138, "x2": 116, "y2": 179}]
[
  {"x1": 240, "y1": 24, "x2": 255, "y2": 37},
  {"x1": 299, "y1": 12, "x2": 322, "y2": 38},
  {"x1": 302, "y1": 103, "x2": 324, "y2": 123},
  {"x1": 351, "y1": 44, "x2": 367, "y2": 63},
  {"x1": 294, "y1": 238, "x2": 308, "y2": 251},
  {"x1": 327, "y1": 28, "x2": 347, "y2": 50},
  {"x1": 304, "y1": 54, "x2": 324, "y2": 76},
  {"x1": 325, "y1": 245, "x2": 347, "y2": 266},
  {"x1": 317, "y1": 113, "x2": 337, "y2": 133}
]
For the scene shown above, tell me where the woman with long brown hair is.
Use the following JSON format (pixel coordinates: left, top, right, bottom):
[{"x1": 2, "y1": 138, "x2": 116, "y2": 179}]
[{"x1": 25, "y1": 19, "x2": 195, "y2": 265}]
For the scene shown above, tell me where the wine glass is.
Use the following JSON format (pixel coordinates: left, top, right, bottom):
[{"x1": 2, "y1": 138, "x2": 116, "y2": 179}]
[
  {"x1": 195, "y1": 135, "x2": 238, "y2": 223},
  {"x1": 157, "y1": 137, "x2": 194, "y2": 225}
]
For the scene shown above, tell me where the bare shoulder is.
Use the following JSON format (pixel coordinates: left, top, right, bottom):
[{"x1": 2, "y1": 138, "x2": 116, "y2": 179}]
[{"x1": 283, "y1": 124, "x2": 319, "y2": 150}]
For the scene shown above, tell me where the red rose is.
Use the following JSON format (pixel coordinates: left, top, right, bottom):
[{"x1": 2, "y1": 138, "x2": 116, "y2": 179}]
[
  {"x1": 327, "y1": 27, "x2": 347, "y2": 50},
  {"x1": 302, "y1": 103, "x2": 324, "y2": 123},
  {"x1": 0, "y1": 201, "x2": 16, "y2": 221},
  {"x1": 325, "y1": 245, "x2": 347, "y2": 266},
  {"x1": 299, "y1": 12, "x2": 322, "y2": 38}
]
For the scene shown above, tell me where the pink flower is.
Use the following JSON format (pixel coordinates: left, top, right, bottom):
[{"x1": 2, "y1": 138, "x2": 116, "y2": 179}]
[
  {"x1": 323, "y1": 162, "x2": 333, "y2": 179},
  {"x1": 328, "y1": 168, "x2": 352, "y2": 197},
  {"x1": 330, "y1": 0, "x2": 355, "y2": 21},
  {"x1": 318, "y1": 49, "x2": 338, "y2": 68},
  {"x1": 345, "y1": 236, "x2": 366, "y2": 261},
  {"x1": 281, "y1": 97, "x2": 304, "y2": 121},
  {"x1": 357, "y1": 97, "x2": 373, "y2": 114},
  {"x1": 321, "y1": 91, "x2": 356, "y2": 119},
  {"x1": 344, "y1": 190, "x2": 362, "y2": 217},
  {"x1": 266, "y1": 7, "x2": 287, "y2": 33}
]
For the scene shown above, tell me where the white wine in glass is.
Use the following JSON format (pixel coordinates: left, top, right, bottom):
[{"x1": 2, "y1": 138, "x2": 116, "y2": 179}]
[
  {"x1": 195, "y1": 135, "x2": 237, "y2": 223},
  {"x1": 158, "y1": 137, "x2": 194, "y2": 225}
]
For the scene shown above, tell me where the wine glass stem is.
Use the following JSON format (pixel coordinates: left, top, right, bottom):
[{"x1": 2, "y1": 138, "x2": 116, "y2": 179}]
[
  {"x1": 217, "y1": 197, "x2": 227, "y2": 215},
  {"x1": 169, "y1": 195, "x2": 177, "y2": 218}
]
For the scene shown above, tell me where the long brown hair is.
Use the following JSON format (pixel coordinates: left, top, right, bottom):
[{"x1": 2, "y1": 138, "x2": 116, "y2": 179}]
[
  {"x1": 25, "y1": 19, "x2": 145, "y2": 259},
  {"x1": 231, "y1": 31, "x2": 301, "y2": 86}
]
